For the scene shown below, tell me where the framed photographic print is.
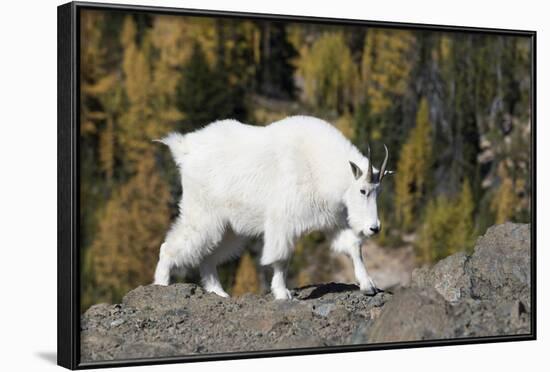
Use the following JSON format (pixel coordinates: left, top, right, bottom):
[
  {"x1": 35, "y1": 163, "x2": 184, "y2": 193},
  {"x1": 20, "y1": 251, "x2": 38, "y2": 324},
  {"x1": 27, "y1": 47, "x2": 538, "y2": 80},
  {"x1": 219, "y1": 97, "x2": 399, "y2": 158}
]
[{"x1": 58, "y1": 1, "x2": 536, "y2": 369}]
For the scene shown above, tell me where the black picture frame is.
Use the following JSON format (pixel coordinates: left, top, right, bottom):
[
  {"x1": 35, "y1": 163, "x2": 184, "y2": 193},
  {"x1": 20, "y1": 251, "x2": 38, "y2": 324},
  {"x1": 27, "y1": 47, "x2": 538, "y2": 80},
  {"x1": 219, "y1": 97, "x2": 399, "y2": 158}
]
[{"x1": 58, "y1": 1, "x2": 537, "y2": 369}]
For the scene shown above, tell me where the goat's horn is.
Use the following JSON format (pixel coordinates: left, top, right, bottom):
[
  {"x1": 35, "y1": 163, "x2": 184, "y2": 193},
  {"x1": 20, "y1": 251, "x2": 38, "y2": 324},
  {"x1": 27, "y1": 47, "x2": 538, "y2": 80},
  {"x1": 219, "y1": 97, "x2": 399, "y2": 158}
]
[
  {"x1": 379, "y1": 144, "x2": 389, "y2": 183},
  {"x1": 366, "y1": 144, "x2": 373, "y2": 183}
]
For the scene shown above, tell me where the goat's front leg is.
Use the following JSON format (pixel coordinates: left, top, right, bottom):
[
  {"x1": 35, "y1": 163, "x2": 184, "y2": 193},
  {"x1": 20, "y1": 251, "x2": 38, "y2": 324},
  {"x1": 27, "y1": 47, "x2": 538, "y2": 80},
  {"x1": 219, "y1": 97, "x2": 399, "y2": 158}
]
[
  {"x1": 331, "y1": 229, "x2": 378, "y2": 295},
  {"x1": 270, "y1": 259, "x2": 292, "y2": 300}
]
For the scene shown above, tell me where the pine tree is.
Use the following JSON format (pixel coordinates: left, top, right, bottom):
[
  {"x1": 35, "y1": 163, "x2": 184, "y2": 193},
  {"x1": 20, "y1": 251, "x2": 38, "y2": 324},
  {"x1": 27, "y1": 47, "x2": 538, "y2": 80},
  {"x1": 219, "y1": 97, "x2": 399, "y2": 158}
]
[
  {"x1": 257, "y1": 22, "x2": 297, "y2": 98},
  {"x1": 353, "y1": 29, "x2": 416, "y2": 154},
  {"x1": 297, "y1": 33, "x2": 358, "y2": 114},
  {"x1": 82, "y1": 15, "x2": 183, "y2": 309},
  {"x1": 232, "y1": 253, "x2": 260, "y2": 296},
  {"x1": 449, "y1": 180, "x2": 475, "y2": 252},
  {"x1": 361, "y1": 29, "x2": 415, "y2": 116},
  {"x1": 394, "y1": 98, "x2": 433, "y2": 229},
  {"x1": 416, "y1": 180, "x2": 475, "y2": 263},
  {"x1": 443, "y1": 35, "x2": 482, "y2": 194},
  {"x1": 83, "y1": 156, "x2": 171, "y2": 307},
  {"x1": 176, "y1": 42, "x2": 245, "y2": 129}
]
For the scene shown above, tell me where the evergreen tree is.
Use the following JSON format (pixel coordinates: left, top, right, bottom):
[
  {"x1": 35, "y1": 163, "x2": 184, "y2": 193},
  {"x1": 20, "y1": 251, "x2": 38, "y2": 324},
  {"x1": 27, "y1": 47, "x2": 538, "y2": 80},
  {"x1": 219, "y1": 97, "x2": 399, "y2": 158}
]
[
  {"x1": 449, "y1": 180, "x2": 475, "y2": 251},
  {"x1": 361, "y1": 29, "x2": 415, "y2": 116},
  {"x1": 80, "y1": 10, "x2": 119, "y2": 250},
  {"x1": 394, "y1": 98, "x2": 433, "y2": 229},
  {"x1": 416, "y1": 180, "x2": 475, "y2": 263},
  {"x1": 443, "y1": 35, "x2": 482, "y2": 197},
  {"x1": 176, "y1": 42, "x2": 245, "y2": 129},
  {"x1": 257, "y1": 22, "x2": 297, "y2": 98},
  {"x1": 297, "y1": 33, "x2": 358, "y2": 114},
  {"x1": 83, "y1": 156, "x2": 171, "y2": 308},
  {"x1": 354, "y1": 29, "x2": 416, "y2": 153},
  {"x1": 77, "y1": 13, "x2": 533, "y2": 310}
]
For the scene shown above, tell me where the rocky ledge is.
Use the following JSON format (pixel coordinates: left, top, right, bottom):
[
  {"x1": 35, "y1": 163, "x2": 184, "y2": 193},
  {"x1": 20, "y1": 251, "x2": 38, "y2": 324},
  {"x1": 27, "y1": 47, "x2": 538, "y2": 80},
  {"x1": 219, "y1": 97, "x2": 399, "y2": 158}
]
[{"x1": 81, "y1": 223, "x2": 532, "y2": 362}]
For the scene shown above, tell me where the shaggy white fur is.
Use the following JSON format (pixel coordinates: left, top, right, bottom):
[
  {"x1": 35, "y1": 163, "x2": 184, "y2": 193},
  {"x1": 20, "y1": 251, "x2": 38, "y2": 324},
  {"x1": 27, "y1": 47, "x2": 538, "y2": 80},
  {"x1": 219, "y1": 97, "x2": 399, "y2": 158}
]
[{"x1": 154, "y1": 115, "x2": 388, "y2": 299}]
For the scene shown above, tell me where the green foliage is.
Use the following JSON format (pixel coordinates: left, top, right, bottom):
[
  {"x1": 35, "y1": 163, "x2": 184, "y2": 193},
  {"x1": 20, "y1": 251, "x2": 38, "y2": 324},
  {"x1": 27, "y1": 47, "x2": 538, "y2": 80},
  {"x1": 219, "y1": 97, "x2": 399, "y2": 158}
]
[
  {"x1": 257, "y1": 22, "x2": 297, "y2": 98},
  {"x1": 416, "y1": 180, "x2": 475, "y2": 263},
  {"x1": 176, "y1": 43, "x2": 246, "y2": 128},
  {"x1": 394, "y1": 98, "x2": 433, "y2": 229},
  {"x1": 361, "y1": 29, "x2": 415, "y2": 116}
]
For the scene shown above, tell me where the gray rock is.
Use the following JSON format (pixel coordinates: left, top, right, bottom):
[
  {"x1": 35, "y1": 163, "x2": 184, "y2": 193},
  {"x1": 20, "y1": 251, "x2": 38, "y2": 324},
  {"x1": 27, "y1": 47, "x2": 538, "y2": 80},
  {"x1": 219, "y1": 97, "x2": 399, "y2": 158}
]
[
  {"x1": 366, "y1": 288, "x2": 454, "y2": 343},
  {"x1": 312, "y1": 303, "x2": 336, "y2": 317},
  {"x1": 81, "y1": 223, "x2": 532, "y2": 362},
  {"x1": 412, "y1": 251, "x2": 471, "y2": 303},
  {"x1": 109, "y1": 318, "x2": 125, "y2": 327},
  {"x1": 81, "y1": 282, "x2": 389, "y2": 362},
  {"x1": 412, "y1": 223, "x2": 531, "y2": 306},
  {"x1": 468, "y1": 223, "x2": 531, "y2": 305}
]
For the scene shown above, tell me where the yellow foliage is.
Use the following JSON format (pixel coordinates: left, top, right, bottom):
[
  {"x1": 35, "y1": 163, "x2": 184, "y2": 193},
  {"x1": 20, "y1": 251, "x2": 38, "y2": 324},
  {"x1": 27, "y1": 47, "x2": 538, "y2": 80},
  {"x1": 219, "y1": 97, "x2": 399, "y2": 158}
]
[
  {"x1": 82, "y1": 74, "x2": 118, "y2": 96},
  {"x1": 80, "y1": 10, "x2": 117, "y2": 137},
  {"x1": 118, "y1": 16, "x2": 180, "y2": 172},
  {"x1": 121, "y1": 17, "x2": 151, "y2": 106},
  {"x1": 85, "y1": 155, "x2": 171, "y2": 306},
  {"x1": 232, "y1": 253, "x2": 260, "y2": 296},
  {"x1": 297, "y1": 33, "x2": 359, "y2": 112},
  {"x1": 491, "y1": 176, "x2": 517, "y2": 224},
  {"x1": 150, "y1": 16, "x2": 218, "y2": 96},
  {"x1": 416, "y1": 180, "x2": 475, "y2": 263},
  {"x1": 80, "y1": 10, "x2": 107, "y2": 83},
  {"x1": 362, "y1": 29, "x2": 415, "y2": 114},
  {"x1": 450, "y1": 180, "x2": 475, "y2": 252},
  {"x1": 98, "y1": 117, "x2": 115, "y2": 180},
  {"x1": 394, "y1": 98, "x2": 433, "y2": 229},
  {"x1": 336, "y1": 111, "x2": 355, "y2": 140}
]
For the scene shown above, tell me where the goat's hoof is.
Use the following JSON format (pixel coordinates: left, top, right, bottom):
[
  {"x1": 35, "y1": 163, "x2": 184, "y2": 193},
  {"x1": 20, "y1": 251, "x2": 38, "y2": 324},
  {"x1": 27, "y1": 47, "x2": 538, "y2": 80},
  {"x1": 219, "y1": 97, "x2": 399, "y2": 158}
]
[
  {"x1": 273, "y1": 288, "x2": 292, "y2": 300},
  {"x1": 360, "y1": 281, "x2": 379, "y2": 296},
  {"x1": 206, "y1": 287, "x2": 230, "y2": 298}
]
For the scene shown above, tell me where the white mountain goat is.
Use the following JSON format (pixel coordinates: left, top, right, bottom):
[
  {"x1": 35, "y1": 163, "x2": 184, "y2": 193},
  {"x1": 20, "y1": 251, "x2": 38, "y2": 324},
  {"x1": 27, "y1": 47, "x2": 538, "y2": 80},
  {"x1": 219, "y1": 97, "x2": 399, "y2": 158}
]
[{"x1": 153, "y1": 115, "x2": 393, "y2": 300}]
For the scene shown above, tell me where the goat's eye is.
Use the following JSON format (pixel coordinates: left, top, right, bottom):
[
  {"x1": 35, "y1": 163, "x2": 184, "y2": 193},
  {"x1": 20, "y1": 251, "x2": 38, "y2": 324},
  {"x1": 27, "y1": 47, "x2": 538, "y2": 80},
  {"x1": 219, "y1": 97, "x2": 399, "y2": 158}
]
[{"x1": 360, "y1": 189, "x2": 366, "y2": 195}]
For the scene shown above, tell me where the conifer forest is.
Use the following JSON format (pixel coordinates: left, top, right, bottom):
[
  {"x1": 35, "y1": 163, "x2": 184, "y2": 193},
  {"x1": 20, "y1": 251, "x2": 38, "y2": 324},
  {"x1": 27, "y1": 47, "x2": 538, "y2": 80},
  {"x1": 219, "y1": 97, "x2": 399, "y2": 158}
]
[{"x1": 79, "y1": 9, "x2": 532, "y2": 311}]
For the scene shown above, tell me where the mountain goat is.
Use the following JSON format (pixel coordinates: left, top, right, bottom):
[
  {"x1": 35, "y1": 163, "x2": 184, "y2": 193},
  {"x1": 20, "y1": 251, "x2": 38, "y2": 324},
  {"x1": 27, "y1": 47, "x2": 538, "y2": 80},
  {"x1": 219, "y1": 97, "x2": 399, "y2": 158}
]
[{"x1": 153, "y1": 115, "x2": 393, "y2": 300}]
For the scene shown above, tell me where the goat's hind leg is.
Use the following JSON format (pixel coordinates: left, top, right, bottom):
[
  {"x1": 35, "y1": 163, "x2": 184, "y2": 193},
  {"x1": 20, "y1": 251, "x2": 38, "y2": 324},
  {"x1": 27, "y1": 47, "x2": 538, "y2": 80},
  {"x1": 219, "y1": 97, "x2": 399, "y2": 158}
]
[
  {"x1": 199, "y1": 257, "x2": 229, "y2": 298},
  {"x1": 200, "y1": 229, "x2": 247, "y2": 298},
  {"x1": 154, "y1": 209, "x2": 221, "y2": 286},
  {"x1": 261, "y1": 220, "x2": 293, "y2": 300}
]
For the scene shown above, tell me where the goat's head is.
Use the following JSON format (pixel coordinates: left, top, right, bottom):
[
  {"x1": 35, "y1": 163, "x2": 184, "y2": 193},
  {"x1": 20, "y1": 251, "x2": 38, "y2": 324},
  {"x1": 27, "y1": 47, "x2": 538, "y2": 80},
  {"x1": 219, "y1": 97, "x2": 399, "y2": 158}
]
[{"x1": 345, "y1": 145, "x2": 394, "y2": 238}]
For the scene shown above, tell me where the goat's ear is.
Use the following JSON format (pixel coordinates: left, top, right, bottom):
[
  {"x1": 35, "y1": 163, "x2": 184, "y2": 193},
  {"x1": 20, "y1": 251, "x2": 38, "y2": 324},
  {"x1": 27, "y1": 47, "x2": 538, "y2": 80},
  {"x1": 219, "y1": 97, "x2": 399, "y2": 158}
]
[{"x1": 349, "y1": 161, "x2": 363, "y2": 180}]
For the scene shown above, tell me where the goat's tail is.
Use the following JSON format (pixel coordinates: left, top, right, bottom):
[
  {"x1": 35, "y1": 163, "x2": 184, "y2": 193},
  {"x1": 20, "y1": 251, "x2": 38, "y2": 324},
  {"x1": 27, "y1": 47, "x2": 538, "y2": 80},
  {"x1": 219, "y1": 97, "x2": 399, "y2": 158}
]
[{"x1": 153, "y1": 132, "x2": 189, "y2": 167}]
